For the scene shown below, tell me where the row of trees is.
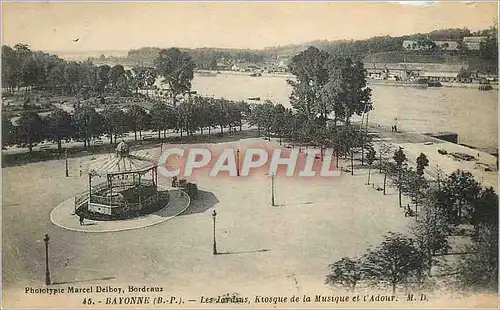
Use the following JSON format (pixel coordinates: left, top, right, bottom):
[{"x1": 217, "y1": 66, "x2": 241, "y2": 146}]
[
  {"x1": 327, "y1": 146, "x2": 498, "y2": 293},
  {"x1": 2, "y1": 44, "x2": 159, "y2": 98},
  {"x1": 2, "y1": 95, "x2": 251, "y2": 152}
]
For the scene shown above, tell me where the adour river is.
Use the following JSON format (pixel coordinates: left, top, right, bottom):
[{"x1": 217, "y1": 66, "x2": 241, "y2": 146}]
[{"x1": 191, "y1": 73, "x2": 498, "y2": 153}]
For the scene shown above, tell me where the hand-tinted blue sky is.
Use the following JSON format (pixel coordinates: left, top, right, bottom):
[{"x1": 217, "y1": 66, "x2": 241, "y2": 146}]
[{"x1": 2, "y1": 1, "x2": 497, "y2": 52}]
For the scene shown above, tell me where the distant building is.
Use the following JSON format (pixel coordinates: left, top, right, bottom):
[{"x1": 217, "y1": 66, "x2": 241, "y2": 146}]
[
  {"x1": 403, "y1": 40, "x2": 423, "y2": 51},
  {"x1": 402, "y1": 40, "x2": 458, "y2": 51},
  {"x1": 364, "y1": 62, "x2": 472, "y2": 82},
  {"x1": 463, "y1": 36, "x2": 487, "y2": 50},
  {"x1": 434, "y1": 41, "x2": 459, "y2": 51}
]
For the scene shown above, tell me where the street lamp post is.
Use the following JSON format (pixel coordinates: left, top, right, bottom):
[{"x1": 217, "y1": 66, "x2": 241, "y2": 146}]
[
  {"x1": 43, "y1": 234, "x2": 51, "y2": 285},
  {"x1": 212, "y1": 210, "x2": 217, "y2": 255},
  {"x1": 65, "y1": 149, "x2": 69, "y2": 177},
  {"x1": 271, "y1": 173, "x2": 275, "y2": 206},
  {"x1": 236, "y1": 149, "x2": 240, "y2": 176}
]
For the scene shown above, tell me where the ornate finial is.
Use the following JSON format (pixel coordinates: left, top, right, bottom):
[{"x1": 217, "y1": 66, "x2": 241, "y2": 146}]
[{"x1": 116, "y1": 141, "x2": 130, "y2": 157}]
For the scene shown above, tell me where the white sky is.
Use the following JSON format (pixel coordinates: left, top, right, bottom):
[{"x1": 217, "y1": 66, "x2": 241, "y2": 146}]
[{"x1": 1, "y1": 1, "x2": 498, "y2": 52}]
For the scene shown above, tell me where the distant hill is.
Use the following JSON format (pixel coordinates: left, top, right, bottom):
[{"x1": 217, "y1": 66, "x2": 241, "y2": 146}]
[{"x1": 86, "y1": 27, "x2": 496, "y2": 73}]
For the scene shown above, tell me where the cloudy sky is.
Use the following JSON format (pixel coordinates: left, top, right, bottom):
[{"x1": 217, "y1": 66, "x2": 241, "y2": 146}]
[{"x1": 2, "y1": 1, "x2": 497, "y2": 52}]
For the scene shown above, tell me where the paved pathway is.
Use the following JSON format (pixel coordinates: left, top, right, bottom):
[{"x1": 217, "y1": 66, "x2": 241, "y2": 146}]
[{"x1": 50, "y1": 188, "x2": 190, "y2": 233}]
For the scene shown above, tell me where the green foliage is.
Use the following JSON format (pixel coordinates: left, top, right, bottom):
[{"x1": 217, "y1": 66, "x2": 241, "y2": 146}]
[
  {"x1": 45, "y1": 108, "x2": 75, "y2": 151},
  {"x1": 16, "y1": 111, "x2": 44, "y2": 152},
  {"x1": 362, "y1": 232, "x2": 426, "y2": 294},
  {"x1": 153, "y1": 48, "x2": 195, "y2": 105},
  {"x1": 456, "y1": 224, "x2": 498, "y2": 292},
  {"x1": 325, "y1": 257, "x2": 363, "y2": 292},
  {"x1": 441, "y1": 170, "x2": 482, "y2": 224},
  {"x1": 366, "y1": 147, "x2": 376, "y2": 166},
  {"x1": 393, "y1": 147, "x2": 407, "y2": 167},
  {"x1": 416, "y1": 153, "x2": 429, "y2": 177},
  {"x1": 2, "y1": 114, "x2": 14, "y2": 148}
]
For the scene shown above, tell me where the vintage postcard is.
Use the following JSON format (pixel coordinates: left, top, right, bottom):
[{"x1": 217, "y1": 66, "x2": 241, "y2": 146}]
[{"x1": 1, "y1": 1, "x2": 498, "y2": 308}]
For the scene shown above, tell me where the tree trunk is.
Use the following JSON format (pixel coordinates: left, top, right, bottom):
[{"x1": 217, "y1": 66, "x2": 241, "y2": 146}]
[
  {"x1": 57, "y1": 139, "x2": 62, "y2": 154},
  {"x1": 220, "y1": 125, "x2": 223, "y2": 135},
  {"x1": 134, "y1": 130, "x2": 137, "y2": 141},
  {"x1": 392, "y1": 282, "x2": 396, "y2": 295},
  {"x1": 158, "y1": 130, "x2": 161, "y2": 139},
  {"x1": 361, "y1": 134, "x2": 365, "y2": 165},
  {"x1": 398, "y1": 171, "x2": 402, "y2": 207},
  {"x1": 379, "y1": 152, "x2": 382, "y2": 173},
  {"x1": 201, "y1": 127, "x2": 204, "y2": 136},
  {"x1": 383, "y1": 172, "x2": 387, "y2": 195},
  {"x1": 163, "y1": 129, "x2": 167, "y2": 139},
  {"x1": 367, "y1": 166, "x2": 371, "y2": 185},
  {"x1": 350, "y1": 151, "x2": 354, "y2": 176},
  {"x1": 208, "y1": 127, "x2": 211, "y2": 135}
]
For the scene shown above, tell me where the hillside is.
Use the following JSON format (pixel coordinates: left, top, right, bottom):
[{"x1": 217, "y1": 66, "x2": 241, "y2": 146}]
[{"x1": 87, "y1": 27, "x2": 496, "y2": 73}]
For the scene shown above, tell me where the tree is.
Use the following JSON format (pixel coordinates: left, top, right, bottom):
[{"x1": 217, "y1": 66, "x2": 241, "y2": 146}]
[
  {"x1": 326, "y1": 57, "x2": 372, "y2": 126},
  {"x1": 393, "y1": 147, "x2": 407, "y2": 207},
  {"x1": 287, "y1": 46, "x2": 330, "y2": 119},
  {"x1": 16, "y1": 111, "x2": 44, "y2": 153},
  {"x1": 479, "y1": 28, "x2": 498, "y2": 74},
  {"x1": 416, "y1": 153, "x2": 429, "y2": 177},
  {"x1": 97, "y1": 65, "x2": 111, "y2": 96},
  {"x1": 366, "y1": 147, "x2": 376, "y2": 185},
  {"x1": 470, "y1": 186, "x2": 498, "y2": 238},
  {"x1": 441, "y1": 170, "x2": 481, "y2": 224},
  {"x1": 457, "y1": 67, "x2": 471, "y2": 80},
  {"x1": 362, "y1": 232, "x2": 425, "y2": 294},
  {"x1": 325, "y1": 257, "x2": 363, "y2": 292},
  {"x1": 456, "y1": 224, "x2": 498, "y2": 292},
  {"x1": 272, "y1": 104, "x2": 287, "y2": 145},
  {"x1": 102, "y1": 106, "x2": 127, "y2": 145},
  {"x1": 108, "y1": 65, "x2": 126, "y2": 91},
  {"x1": 74, "y1": 105, "x2": 105, "y2": 148},
  {"x1": 411, "y1": 190, "x2": 451, "y2": 275},
  {"x1": 154, "y1": 48, "x2": 195, "y2": 106},
  {"x1": 2, "y1": 114, "x2": 14, "y2": 149},
  {"x1": 127, "y1": 105, "x2": 149, "y2": 141},
  {"x1": 150, "y1": 103, "x2": 173, "y2": 139},
  {"x1": 45, "y1": 108, "x2": 75, "y2": 153}
]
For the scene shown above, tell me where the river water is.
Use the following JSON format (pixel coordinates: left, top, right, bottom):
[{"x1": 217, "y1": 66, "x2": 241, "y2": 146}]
[{"x1": 192, "y1": 73, "x2": 498, "y2": 153}]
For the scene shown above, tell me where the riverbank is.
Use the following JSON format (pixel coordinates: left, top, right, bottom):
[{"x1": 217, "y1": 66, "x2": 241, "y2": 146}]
[
  {"x1": 366, "y1": 122, "x2": 498, "y2": 191},
  {"x1": 367, "y1": 79, "x2": 498, "y2": 90},
  {"x1": 195, "y1": 70, "x2": 295, "y2": 79}
]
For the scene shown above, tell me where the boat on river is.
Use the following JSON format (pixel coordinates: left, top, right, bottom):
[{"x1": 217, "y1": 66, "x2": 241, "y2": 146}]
[
  {"x1": 196, "y1": 70, "x2": 218, "y2": 77},
  {"x1": 427, "y1": 81, "x2": 442, "y2": 87},
  {"x1": 478, "y1": 80, "x2": 493, "y2": 91},
  {"x1": 367, "y1": 77, "x2": 428, "y2": 88}
]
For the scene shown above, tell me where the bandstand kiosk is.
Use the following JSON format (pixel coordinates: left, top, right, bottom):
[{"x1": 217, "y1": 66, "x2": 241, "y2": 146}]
[{"x1": 75, "y1": 141, "x2": 163, "y2": 219}]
